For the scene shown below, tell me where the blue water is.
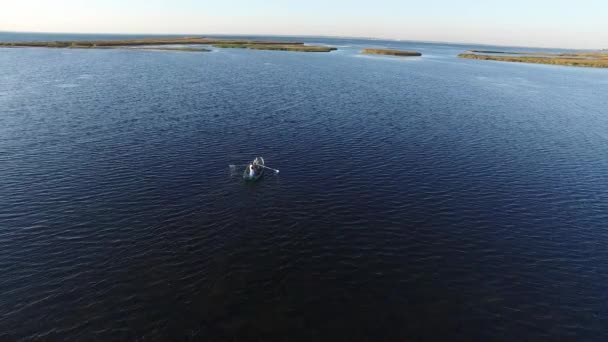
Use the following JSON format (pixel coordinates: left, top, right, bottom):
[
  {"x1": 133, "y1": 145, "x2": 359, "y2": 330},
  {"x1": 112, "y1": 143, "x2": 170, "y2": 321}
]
[{"x1": 1, "y1": 33, "x2": 608, "y2": 341}]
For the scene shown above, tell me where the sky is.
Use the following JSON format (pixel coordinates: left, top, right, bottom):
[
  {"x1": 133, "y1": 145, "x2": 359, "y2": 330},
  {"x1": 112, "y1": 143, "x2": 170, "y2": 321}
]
[{"x1": 1, "y1": 0, "x2": 607, "y2": 49}]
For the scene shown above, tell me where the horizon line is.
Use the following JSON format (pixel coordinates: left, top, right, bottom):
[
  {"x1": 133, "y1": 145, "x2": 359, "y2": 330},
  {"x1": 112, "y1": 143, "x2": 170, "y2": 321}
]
[{"x1": 0, "y1": 30, "x2": 597, "y2": 51}]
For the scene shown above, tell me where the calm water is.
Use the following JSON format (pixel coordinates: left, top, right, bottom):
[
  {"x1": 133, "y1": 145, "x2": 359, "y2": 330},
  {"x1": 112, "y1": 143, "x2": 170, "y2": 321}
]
[{"x1": 1, "y1": 33, "x2": 608, "y2": 341}]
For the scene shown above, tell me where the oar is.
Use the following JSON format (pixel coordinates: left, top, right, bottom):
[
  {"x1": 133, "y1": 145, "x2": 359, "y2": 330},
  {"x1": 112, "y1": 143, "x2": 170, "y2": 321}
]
[
  {"x1": 259, "y1": 165, "x2": 280, "y2": 174},
  {"x1": 230, "y1": 163, "x2": 280, "y2": 174}
]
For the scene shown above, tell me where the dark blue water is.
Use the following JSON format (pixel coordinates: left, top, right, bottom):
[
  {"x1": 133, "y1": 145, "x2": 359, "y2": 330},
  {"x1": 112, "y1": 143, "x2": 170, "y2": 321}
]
[{"x1": 1, "y1": 33, "x2": 608, "y2": 341}]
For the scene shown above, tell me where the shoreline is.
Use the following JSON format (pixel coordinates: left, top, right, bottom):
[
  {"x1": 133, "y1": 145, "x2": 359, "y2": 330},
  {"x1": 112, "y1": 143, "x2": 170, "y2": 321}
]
[
  {"x1": 361, "y1": 49, "x2": 421, "y2": 57},
  {"x1": 0, "y1": 37, "x2": 336, "y2": 53},
  {"x1": 1, "y1": 31, "x2": 600, "y2": 51},
  {"x1": 459, "y1": 51, "x2": 608, "y2": 68}
]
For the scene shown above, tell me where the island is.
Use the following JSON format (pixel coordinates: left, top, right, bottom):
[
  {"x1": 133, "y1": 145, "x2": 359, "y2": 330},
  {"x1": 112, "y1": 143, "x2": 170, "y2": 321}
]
[
  {"x1": 127, "y1": 47, "x2": 211, "y2": 52},
  {"x1": 212, "y1": 43, "x2": 336, "y2": 52},
  {"x1": 0, "y1": 37, "x2": 337, "y2": 53},
  {"x1": 361, "y1": 49, "x2": 422, "y2": 57},
  {"x1": 459, "y1": 50, "x2": 608, "y2": 68},
  {"x1": 469, "y1": 50, "x2": 523, "y2": 54}
]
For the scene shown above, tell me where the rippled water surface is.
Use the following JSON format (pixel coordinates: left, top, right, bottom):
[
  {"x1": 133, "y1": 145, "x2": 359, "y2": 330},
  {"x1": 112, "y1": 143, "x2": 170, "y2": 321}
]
[{"x1": 1, "y1": 33, "x2": 608, "y2": 341}]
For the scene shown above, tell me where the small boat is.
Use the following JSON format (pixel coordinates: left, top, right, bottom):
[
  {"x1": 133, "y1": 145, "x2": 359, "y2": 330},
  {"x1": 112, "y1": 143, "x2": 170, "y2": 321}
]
[{"x1": 243, "y1": 157, "x2": 265, "y2": 181}]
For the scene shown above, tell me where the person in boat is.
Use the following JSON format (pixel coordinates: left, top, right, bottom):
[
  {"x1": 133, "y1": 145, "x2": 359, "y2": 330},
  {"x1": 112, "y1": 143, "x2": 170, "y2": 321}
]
[
  {"x1": 248, "y1": 164, "x2": 256, "y2": 178},
  {"x1": 253, "y1": 159, "x2": 262, "y2": 171}
]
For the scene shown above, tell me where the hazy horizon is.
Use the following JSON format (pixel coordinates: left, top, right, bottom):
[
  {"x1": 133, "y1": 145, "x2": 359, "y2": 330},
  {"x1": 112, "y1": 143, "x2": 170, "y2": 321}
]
[{"x1": 2, "y1": 0, "x2": 607, "y2": 49}]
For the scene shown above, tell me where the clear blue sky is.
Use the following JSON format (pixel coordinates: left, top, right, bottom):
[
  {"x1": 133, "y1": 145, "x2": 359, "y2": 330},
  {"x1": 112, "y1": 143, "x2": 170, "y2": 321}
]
[{"x1": 2, "y1": 0, "x2": 607, "y2": 48}]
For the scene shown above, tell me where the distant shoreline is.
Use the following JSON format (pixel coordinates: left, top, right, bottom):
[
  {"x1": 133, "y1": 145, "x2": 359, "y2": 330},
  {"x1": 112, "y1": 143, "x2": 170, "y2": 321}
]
[
  {"x1": 0, "y1": 36, "x2": 336, "y2": 53},
  {"x1": 3, "y1": 34, "x2": 606, "y2": 68},
  {"x1": 361, "y1": 49, "x2": 421, "y2": 57},
  {"x1": 459, "y1": 50, "x2": 608, "y2": 68},
  {"x1": 0, "y1": 31, "x2": 601, "y2": 51}
]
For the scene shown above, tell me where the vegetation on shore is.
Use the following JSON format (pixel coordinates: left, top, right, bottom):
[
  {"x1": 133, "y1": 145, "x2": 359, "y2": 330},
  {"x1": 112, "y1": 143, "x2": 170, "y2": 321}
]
[
  {"x1": 470, "y1": 50, "x2": 525, "y2": 54},
  {"x1": 127, "y1": 47, "x2": 211, "y2": 52},
  {"x1": 67, "y1": 45, "x2": 211, "y2": 52},
  {"x1": 470, "y1": 50, "x2": 608, "y2": 57},
  {"x1": 361, "y1": 49, "x2": 421, "y2": 57},
  {"x1": 0, "y1": 37, "x2": 336, "y2": 53},
  {"x1": 459, "y1": 51, "x2": 608, "y2": 68},
  {"x1": 0, "y1": 37, "x2": 336, "y2": 52},
  {"x1": 211, "y1": 43, "x2": 336, "y2": 52},
  {"x1": 0, "y1": 37, "x2": 305, "y2": 48}
]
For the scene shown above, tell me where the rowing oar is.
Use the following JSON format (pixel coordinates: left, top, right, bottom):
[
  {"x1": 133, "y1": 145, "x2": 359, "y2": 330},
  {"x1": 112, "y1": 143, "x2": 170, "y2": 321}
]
[
  {"x1": 259, "y1": 165, "x2": 280, "y2": 174},
  {"x1": 229, "y1": 164, "x2": 280, "y2": 174}
]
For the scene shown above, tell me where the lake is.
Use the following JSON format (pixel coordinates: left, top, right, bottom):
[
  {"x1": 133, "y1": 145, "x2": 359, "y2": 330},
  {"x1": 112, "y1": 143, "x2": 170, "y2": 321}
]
[{"x1": 1, "y1": 33, "x2": 608, "y2": 341}]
